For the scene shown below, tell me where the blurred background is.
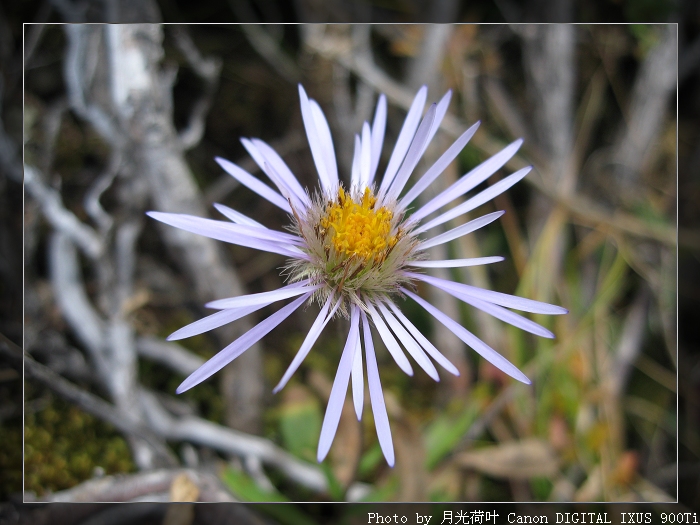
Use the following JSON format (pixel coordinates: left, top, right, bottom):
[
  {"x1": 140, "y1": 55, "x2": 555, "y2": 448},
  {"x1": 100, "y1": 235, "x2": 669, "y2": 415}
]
[{"x1": 1, "y1": 0, "x2": 698, "y2": 522}]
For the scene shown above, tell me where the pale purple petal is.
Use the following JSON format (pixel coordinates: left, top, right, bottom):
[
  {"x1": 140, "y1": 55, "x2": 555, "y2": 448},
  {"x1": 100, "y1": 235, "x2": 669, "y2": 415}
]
[
  {"x1": 377, "y1": 301, "x2": 439, "y2": 381},
  {"x1": 416, "y1": 211, "x2": 505, "y2": 251},
  {"x1": 298, "y1": 85, "x2": 333, "y2": 194},
  {"x1": 273, "y1": 295, "x2": 339, "y2": 393},
  {"x1": 409, "y1": 274, "x2": 555, "y2": 337},
  {"x1": 213, "y1": 203, "x2": 263, "y2": 227},
  {"x1": 317, "y1": 305, "x2": 360, "y2": 462},
  {"x1": 361, "y1": 310, "x2": 395, "y2": 467},
  {"x1": 408, "y1": 256, "x2": 505, "y2": 268},
  {"x1": 167, "y1": 303, "x2": 267, "y2": 341},
  {"x1": 378, "y1": 85, "x2": 428, "y2": 195},
  {"x1": 214, "y1": 156, "x2": 291, "y2": 213},
  {"x1": 205, "y1": 280, "x2": 317, "y2": 310},
  {"x1": 263, "y1": 160, "x2": 307, "y2": 212},
  {"x1": 398, "y1": 121, "x2": 480, "y2": 210},
  {"x1": 176, "y1": 292, "x2": 311, "y2": 394},
  {"x1": 405, "y1": 272, "x2": 568, "y2": 315},
  {"x1": 240, "y1": 138, "x2": 293, "y2": 202},
  {"x1": 385, "y1": 300, "x2": 460, "y2": 376},
  {"x1": 351, "y1": 134, "x2": 361, "y2": 189},
  {"x1": 402, "y1": 288, "x2": 531, "y2": 384},
  {"x1": 420, "y1": 89, "x2": 452, "y2": 160},
  {"x1": 351, "y1": 331, "x2": 364, "y2": 420},
  {"x1": 365, "y1": 301, "x2": 413, "y2": 376},
  {"x1": 368, "y1": 94, "x2": 387, "y2": 184},
  {"x1": 241, "y1": 139, "x2": 307, "y2": 211},
  {"x1": 451, "y1": 293, "x2": 554, "y2": 339},
  {"x1": 250, "y1": 138, "x2": 310, "y2": 208},
  {"x1": 382, "y1": 103, "x2": 437, "y2": 204},
  {"x1": 146, "y1": 212, "x2": 305, "y2": 258},
  {"x1": 415, "y1": 166, "x2": 532, "y2": 234},
  {"x1": 309, "y1": 99, "x2": 339, "y2": 188},
  {"x1": 360, "y1": 121, "x2": 372, "y2": 189},
  {"x1": 211, "y1": 204, "x2": 305, "y2": 245},
  {"x1": 148, "y1": 212, "x2": 303, "y2": 245},
  {"x1": 410, "y1": 138, "x2": 523, "y2": 223}
]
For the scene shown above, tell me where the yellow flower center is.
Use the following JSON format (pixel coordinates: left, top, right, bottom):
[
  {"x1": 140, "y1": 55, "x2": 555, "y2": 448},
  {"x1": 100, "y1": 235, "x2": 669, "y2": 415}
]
[{"x1": 320, "y1": 187, "x2": 397, "y2": 263}]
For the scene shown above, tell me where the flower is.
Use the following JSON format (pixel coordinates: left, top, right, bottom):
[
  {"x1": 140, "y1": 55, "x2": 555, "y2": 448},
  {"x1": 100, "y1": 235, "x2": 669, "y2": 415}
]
[{"x1": 147, "y1": 85, "x2": 567, "y2": 467}]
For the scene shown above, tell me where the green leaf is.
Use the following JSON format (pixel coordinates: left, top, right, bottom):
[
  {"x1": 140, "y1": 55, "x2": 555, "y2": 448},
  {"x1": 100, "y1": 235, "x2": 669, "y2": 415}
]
[
  {"x1": 221, "y1": 467, "x2": 317, "y2": 525},
  {"x1": 358, "y1": 442, "x2": 383, "y2": 478},
  {"x1": 320, "y1": 462, "x2": 345, "y2": 501},
  {"x1": 278, "y1": 386, "x2": 322, "y2": 462},
  {"x1": 424, "y1": 390, "x2": 489, "y2": 469}
]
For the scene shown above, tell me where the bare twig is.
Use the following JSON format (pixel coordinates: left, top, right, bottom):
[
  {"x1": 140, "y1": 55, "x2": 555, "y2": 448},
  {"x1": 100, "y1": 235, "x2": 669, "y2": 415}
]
[
  {"x1": 170, "y1": 27, "x2": 222, "y2": 151},
  {"x1": 48, "y1": 231, "x2": 107, "y2": 362},
  {"x1": 41, "y1": 469, "x2": 236, "y2": 503},
  {"x1": 26, "y1": 329, "x2": 93, "y2": 383},
  {"x1": 83, "y1": 150, "x2": 122, "y2": 233},
  {"x1": 483, "y1": 76, "x2": 532, "y2": 148},
  {"x1": 25, "y1": 166, "x2": 104, "y2": 259},
  {"x1": 63, "y1": 25, "x2": 121, "y2": 145},
  {"x1": 406, "y1": 25, "x2": 453, "y2": 91},
  {"x1": 611, "y1": 25, "x2": 677, "y2": 205},
  {"x1": 546, "y1": 188, "x2": 678, "y2": 248},
  {"x1": 230, "y1": 15, "x2": 301, "y2": 84},
  {"x1": 135, "y1": 336, "x2": 205, "y2": 377},
  {"x1": 607, "y1": 287, "x2": 650, "y2": 398}
]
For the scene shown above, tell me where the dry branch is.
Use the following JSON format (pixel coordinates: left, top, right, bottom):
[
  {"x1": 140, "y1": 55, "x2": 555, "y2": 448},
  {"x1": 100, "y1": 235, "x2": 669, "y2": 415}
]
[
  {"x1": 612, "y1": 25, "x2": 677, "y2": 204},
  {"x1": 170, "y1": 26, "x2": 222, "y2": 151},
  {"x1": 24, "y1": 166, "x2": 104, "y2": 259},
  {"x1": 41, "y1": 469, "x2": 236, "y2": 503},
  {"x1": 136, "y1": 336, "x2": 205, "y2": 377}
]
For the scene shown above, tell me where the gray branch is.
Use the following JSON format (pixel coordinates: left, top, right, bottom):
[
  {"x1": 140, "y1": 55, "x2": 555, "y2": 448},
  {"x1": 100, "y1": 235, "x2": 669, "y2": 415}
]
[
  {"x1": 136, "y1": 336, "x2": 205, "y2": 377},
  {"x1": 611, "y1": 25, "x2": 677, "y2": 205},
  {"x1": 63, "y1": 25, "x2": 122, "y2": 145},
  {"x1": 521, "y1": 24, "x2": 576, "y2": 194},
  {"x1": 26, "y1": 166, "x2": 104, "y2": 259},
  {"x1": 42, "y1": 469, "x2": 237, "y2": 503},
  {"x1": 170, "y1": 27, "x2": 222, "y2": 151},
  {"x1": 608, "y1": 287, "x2": 650, "y2": 398},
  {"x1": 48, "y1": 231, "x2": 107, "y2": 365}
]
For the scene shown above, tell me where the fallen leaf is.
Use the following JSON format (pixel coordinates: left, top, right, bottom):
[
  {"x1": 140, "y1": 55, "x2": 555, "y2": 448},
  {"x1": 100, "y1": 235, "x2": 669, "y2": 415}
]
[
  {"x1": 169, "y1": 472, "x2": 199, "y2": 502},
  {"x1": 456, "y1": 438, "x2": 559, "y2": 479}
]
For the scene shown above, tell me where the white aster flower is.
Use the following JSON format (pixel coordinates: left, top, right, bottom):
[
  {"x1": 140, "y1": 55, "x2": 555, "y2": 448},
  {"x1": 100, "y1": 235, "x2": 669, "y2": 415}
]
[{"x1": 147, "y1": 85, "x2": 567, "y2": 467}]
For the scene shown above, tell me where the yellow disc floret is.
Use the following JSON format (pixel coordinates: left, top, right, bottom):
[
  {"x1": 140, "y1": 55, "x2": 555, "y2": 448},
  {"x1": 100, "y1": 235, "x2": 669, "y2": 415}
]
[{"x1": 320, "y1": 187, "x2": 397, "y2": 263}]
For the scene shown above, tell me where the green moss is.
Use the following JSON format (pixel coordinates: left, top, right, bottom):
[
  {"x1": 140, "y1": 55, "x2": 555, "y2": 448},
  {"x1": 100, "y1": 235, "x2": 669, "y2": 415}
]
[
  {"x1": 0, "y1": 424, "x2": 22, "y2": 499},
  {"x1": 24, "y1": 385, "x2": 135, "y2": 496}
]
